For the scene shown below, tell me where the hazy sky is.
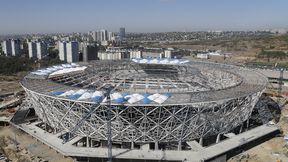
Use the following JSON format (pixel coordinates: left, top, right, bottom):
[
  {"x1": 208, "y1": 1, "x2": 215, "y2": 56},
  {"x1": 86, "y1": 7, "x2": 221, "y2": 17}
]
[{"x1": 0, "y1": 0, "x2": 287, "y2": 34}]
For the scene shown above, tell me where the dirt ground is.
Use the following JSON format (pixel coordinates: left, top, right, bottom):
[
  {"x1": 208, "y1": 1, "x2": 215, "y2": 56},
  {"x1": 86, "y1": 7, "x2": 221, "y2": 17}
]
[
  {"x1": 0, "y1": 72, "x2": 73, "y2": 162},
  {"x1": 0, "y1": 74, "x2": 23, "y2": 96},
  {"x1": 228, "y1": 104, "x2": 288, "y2": 162},
  {"x1": 0, "y1": 126, "x2": 73, "y2": 162}
]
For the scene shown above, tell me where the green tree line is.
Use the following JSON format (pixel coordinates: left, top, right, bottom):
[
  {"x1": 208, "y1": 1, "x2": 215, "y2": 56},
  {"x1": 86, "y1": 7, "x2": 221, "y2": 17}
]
[
  {"x1": 0, "y1": 56, "x2": 35, "y2": 75},
  {"x1": 0, "y1": 56, "x2": 63, "y2": 75},
  {"x1": 257, "y1": 50, "x2": 288, "y2": 62}
]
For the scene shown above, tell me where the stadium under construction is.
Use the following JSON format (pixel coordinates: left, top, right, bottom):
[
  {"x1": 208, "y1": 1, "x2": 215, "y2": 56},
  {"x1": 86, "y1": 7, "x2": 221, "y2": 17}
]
[{"x1": 14, "y1": 59, "x2": 281, "y2": 162}]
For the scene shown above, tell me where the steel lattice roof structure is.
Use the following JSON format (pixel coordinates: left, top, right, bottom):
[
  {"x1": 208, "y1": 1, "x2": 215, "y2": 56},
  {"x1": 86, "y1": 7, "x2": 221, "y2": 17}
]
[{"x1": 21, "y1": 59, "x2": 268, "y2": 148}]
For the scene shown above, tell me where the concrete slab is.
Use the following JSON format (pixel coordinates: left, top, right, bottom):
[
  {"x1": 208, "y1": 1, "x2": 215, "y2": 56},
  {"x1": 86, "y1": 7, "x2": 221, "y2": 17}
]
[
  {"x1": 224, "y1": 133, "x2": 236, "y2": 138},
  {"x1": 256, "y1": 69, "x2": 288, "y2": 80},
  {"x1": 188, "y1": 124, "x2": 279, "y2": 161},
  {"x1": 0, "y1": 116, "x2": 12, "y2": 122},
  {"x1": 11, "y1": 122, "x2": 279, "y2": 162},
  {"x1": 187, "y1": 141, "x2": 204, "y2": 151},
  {"x1": 0, "y1": 98, "x2": 21, "y2": 109}
]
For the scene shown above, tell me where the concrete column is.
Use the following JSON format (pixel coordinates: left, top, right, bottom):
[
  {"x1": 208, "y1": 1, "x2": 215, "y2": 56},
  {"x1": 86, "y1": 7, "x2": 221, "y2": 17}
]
[
  {"x1": 67, "y1": 133, "x2": 70, "y2": 142},
  {"x1": 131, "y1": 141, "x2": 134, "y2": 149},
  {"x1": 199, "y1": 137, "x2": 203, "y2": 146},
  {"x1": 178, "y1": 140, "x2": 182, "y2": 151},
  {"x1": 155, "y1": 141, "x2": 159, "y2": 150},
  {"x1": 45, "y1": 123, "x2": 47, "y2": 132},
  {"x1": 216, "y1": 134, "x2": 221, "y2": 143},
  {"x1": 239, "y1": 124, "x2": 243, "y2": 134},
  {"x1": 86, "y1": 137, "x2": 89, "y2": 147},
  {"x1": 246, "y1": 119, "x2": 250, "y2": 129}
]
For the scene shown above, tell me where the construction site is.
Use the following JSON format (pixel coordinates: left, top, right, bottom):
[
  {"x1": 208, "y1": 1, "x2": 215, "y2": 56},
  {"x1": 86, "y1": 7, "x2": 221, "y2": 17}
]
[{"x1": 0, "y1": 59, "x2": 287, "y2": 162}]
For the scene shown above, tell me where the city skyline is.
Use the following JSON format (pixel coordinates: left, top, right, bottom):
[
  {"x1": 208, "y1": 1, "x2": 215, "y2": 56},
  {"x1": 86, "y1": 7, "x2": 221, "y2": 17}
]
[{"x1": 0, "y1": 0, "x2": 288, "y2": 34}]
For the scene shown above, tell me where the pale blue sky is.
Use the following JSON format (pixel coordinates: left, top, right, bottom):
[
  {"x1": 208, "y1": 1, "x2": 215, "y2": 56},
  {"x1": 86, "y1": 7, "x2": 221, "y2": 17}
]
[{"x1": 0, "y1": 0, "x2": 287, "y2": 34}]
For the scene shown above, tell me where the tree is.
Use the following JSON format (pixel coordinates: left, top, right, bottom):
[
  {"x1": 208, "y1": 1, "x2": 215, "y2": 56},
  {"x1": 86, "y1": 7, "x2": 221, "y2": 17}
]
[
  {"x1": 0, "y1": 46, "x2": 3, "y2": 56},
  {"x1": 0, "y1": 56, "x2": 35, "y2": 74},
  {"x1": 48, "y1": 47, "x2": 59, "y2": 59}
]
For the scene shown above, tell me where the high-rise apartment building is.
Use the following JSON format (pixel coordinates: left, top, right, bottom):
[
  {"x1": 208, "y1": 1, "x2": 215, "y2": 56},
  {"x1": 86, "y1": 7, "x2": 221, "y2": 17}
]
[
  {"x1": 28, "y1": 42, "x2": 37, "y2": 58},
  {"x1": 1, "y1": 40, "x2": 12, "y2": 56},
  {"x1": 119, "y1": 27, "x2": 125, "y2": 41},
  {"x1": 82, "y1": 43, "x2": 98, "y2": 62},
  {"x1": 36, "y1": 42, "x2": 48, "y2": 60},
  {"x1": 66, "y1": 41, "x2": 79, "y2": 63},
  {"x1": 28, "y1": 41, "x2": 48, "y2": 60},
  {"x1": 59, "y1": 42, "x2": 67, "y2": 62},
  {"x1": 91, "y1": 31, "x2": 97, "y2": 41},
  {"x1": 89, "y1": 29, "x2": 118, "y2": 43},
  {"x1": 11, "y1": 39, "x2": 21, "y2": 56},
  {"x1": 108, "y1": 32, "x2": 115, "y2": 41},
  {"x1": 1, "y1": 39, "x2": 21, "y2": 56},
  {"x1": 100, "y1": 29, "x2": 108, "y2": 41}
]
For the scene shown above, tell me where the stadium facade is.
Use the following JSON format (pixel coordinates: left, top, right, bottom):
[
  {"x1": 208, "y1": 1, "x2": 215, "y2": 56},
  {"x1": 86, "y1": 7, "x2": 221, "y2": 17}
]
[{"x1": 20, "y1": 59, "x2": 267, "y2": 151}]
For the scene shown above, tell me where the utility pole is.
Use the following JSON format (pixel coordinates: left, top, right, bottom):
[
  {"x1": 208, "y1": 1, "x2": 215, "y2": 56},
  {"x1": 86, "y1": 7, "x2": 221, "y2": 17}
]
[{"x1": 278, "y1": 68, "x2": 284, "y2": 108}]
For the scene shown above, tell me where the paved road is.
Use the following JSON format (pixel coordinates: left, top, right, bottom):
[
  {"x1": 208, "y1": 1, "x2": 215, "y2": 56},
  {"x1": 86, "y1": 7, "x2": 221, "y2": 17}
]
[{"x1": 255, "y1": 69, "x2": 288, "y2": 80}]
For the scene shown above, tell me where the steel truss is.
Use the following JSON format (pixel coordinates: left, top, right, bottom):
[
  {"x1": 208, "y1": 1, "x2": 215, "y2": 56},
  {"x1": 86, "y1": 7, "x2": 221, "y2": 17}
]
[
  {"x1": 49, "y1": 61, "x2": 243, "y2": 93},
  {"x1": 24, "y1": 87, "x2": 263, "y2": 145},
  {"x1": 21, "y1": 60, "x2": 268, "y2": 149}
]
